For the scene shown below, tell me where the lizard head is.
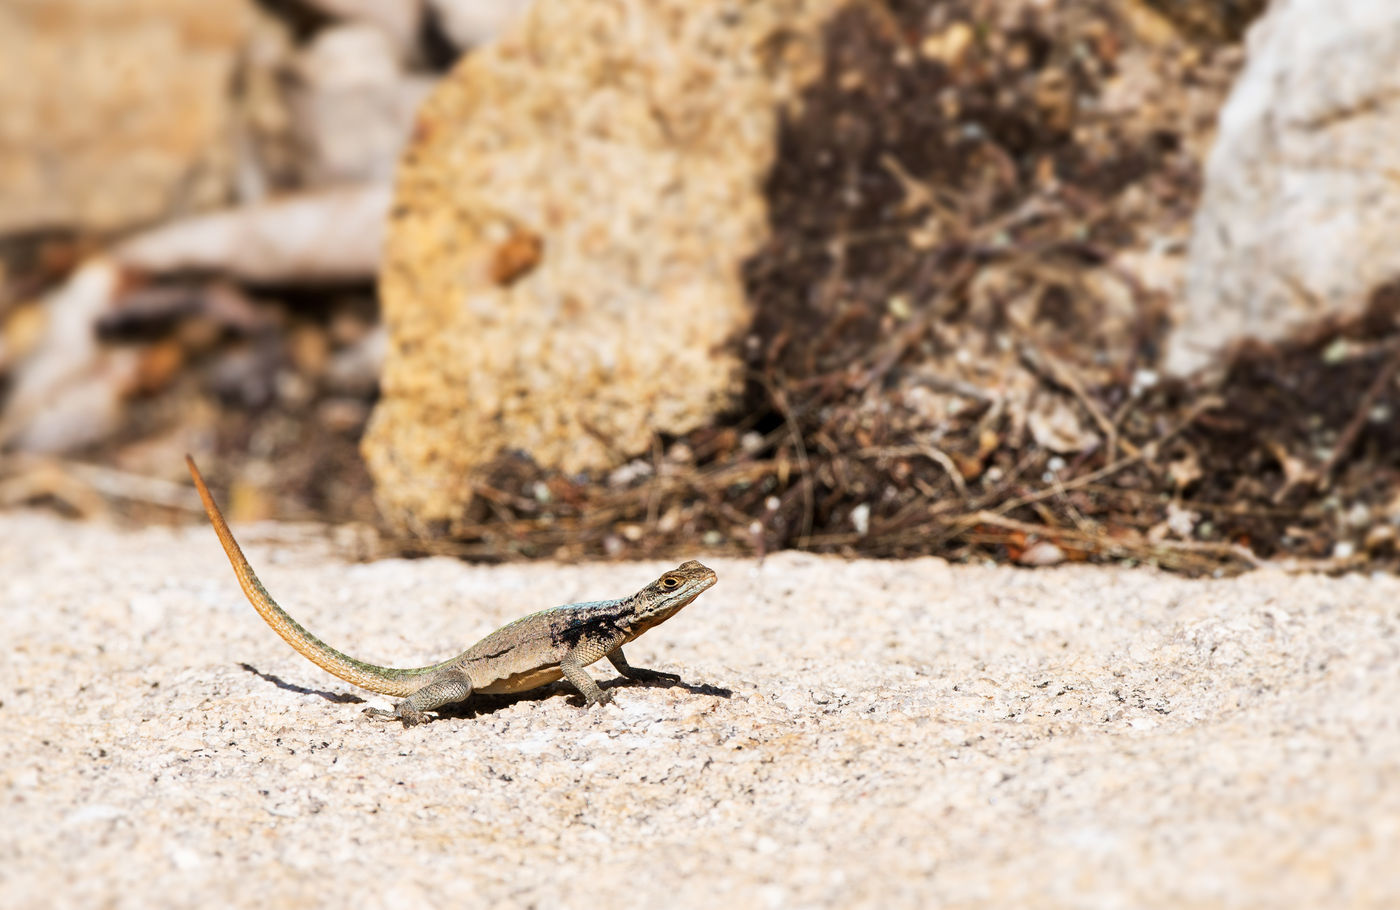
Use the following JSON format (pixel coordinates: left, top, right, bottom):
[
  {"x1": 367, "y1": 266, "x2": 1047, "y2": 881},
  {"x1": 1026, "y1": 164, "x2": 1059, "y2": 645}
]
[{"x1": 632, "y1": 560, "x2": 718, "y2": 624}]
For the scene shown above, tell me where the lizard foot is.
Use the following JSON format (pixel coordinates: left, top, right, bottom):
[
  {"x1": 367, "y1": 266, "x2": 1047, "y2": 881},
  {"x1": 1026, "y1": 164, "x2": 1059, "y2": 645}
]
[{"x1": 363, "y1": 704, "x2": 429, "y2": 727}]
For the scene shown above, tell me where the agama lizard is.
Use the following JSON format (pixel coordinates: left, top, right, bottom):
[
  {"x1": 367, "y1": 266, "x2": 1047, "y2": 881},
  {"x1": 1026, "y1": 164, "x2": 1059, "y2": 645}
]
[{"x1": 186, "y1": 456, "x2": 717, "y2": 725}]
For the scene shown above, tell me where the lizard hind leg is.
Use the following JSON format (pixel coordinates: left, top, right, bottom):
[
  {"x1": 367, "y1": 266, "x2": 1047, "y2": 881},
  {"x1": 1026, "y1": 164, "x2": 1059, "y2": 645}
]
[{"x1": 364, "y1": 670, "x2": 473, "y2": 727}]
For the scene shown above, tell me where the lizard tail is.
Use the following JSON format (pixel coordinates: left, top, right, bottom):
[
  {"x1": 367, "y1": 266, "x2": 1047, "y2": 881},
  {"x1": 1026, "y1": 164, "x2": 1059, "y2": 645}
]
[{"x1": 186, "y1": 455, "x2": 442, "y2": 697}]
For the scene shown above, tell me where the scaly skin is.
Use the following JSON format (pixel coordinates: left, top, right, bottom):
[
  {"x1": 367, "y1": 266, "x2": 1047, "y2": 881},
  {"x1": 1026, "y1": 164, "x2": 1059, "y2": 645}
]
[{"x1": 186, "y1": 456, "x2": 718, "y2": 725}]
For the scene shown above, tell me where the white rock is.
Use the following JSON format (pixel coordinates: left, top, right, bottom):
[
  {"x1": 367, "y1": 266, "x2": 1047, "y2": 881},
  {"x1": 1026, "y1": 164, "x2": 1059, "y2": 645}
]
[
  {"x1": 1170, "y1": 0, "x2": 1400, "y2": 375},
  {"x1": 301, "y1": 0, "x2": 423, "y2": 61},
  {"x1": 0, "y1": 259, "x2": 137, "y2": 453},
  {"x1": 116, "y1": 186, "x2": 392, "y2": 284},
  {"x1": 290, "y1": 24, "x2": 436, "y2": 186},
  {"x1": 427, "y1": 0, "x2": 532, "y2": 49}
]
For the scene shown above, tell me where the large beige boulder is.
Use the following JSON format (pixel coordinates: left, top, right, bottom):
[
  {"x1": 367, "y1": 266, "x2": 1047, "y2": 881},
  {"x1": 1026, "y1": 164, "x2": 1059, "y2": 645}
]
[
  {"x1": 1168, "y1": 0, "x2": 1400, "y2": 375},
  {"x1": 363, "y1": 0, "x2": 837, "y2": 533},
  {"x1": 0, "y1": 0, "x2": 254, "y2": 235}
]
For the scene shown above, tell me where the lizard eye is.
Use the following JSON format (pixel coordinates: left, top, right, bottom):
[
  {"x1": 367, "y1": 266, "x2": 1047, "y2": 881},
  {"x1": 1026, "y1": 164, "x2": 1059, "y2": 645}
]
[{"x1": 660, "y1": 577, "x2": 679, "y2": 589}]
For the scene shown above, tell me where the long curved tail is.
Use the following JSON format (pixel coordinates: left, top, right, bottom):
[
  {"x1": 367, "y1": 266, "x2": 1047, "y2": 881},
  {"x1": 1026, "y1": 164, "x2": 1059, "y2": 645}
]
[{"x1": 186, "y1": 455, "x2": 442, "y2": 697}]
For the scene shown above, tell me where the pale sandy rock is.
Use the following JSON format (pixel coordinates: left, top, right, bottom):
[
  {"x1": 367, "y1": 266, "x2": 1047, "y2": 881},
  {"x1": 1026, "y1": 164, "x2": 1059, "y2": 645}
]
[
  {"x1": 0, "y1": 0, "x2": 254, "y2": 235},
  {"x1": 3, "y1": 512, "x2": 1400, "y2": 907},
  {"x1": 363, "y1": 0, "x2": 839, "y2": 532},
  {"x1": 1168, "y1": 0, "x2": 1400, "y2": 375}
]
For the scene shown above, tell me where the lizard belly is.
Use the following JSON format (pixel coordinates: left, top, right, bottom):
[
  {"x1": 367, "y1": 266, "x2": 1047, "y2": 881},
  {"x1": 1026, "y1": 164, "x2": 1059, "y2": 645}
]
[{"x1": 476, "y1": 664, "x2": 564, "y2": 695}]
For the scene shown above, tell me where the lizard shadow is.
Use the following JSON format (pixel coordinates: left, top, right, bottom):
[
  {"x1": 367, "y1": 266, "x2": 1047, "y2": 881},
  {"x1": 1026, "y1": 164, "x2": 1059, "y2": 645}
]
[
  {"x1": 433, "y1": 676, "x2": 734, "y2": 721},
  {"x1": 238, "y1": 662, "x2": 731, "y2": 719},
  {"x1": 239, "y1": 662, "x2": 365, "y2": 705}
]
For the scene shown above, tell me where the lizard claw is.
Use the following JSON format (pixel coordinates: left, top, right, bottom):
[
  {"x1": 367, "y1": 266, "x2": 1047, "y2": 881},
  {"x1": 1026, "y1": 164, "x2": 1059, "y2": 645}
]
[
  {"x1": 398, "y1": 711, "x2": 428, "y2": 727},
  {"x1": 363, "y1": 703, "x2": 428, "y2": 726}
]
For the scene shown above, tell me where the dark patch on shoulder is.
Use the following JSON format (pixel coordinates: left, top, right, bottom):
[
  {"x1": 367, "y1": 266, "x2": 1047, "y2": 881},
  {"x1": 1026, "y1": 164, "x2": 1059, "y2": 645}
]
[{"x1": 556, "y1": 605, "x2": 630, "y2": 650}]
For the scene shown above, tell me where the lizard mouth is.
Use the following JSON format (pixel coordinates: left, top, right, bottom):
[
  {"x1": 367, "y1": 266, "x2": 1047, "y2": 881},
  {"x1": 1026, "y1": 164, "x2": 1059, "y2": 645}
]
[{"x1": 690, "y1": 571, "x2": 719, "y2": 597}]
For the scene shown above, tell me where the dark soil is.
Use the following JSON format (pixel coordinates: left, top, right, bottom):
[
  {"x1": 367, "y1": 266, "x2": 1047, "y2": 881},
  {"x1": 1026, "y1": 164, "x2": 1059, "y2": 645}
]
[{"x1": 419, "y1": 0, "x2": 1396, "y2": 573}]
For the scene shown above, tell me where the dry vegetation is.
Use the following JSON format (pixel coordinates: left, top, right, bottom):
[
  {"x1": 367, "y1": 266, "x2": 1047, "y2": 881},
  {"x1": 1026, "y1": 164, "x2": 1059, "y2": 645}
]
[
  {"x1": 407, "y1": 1, "x2": 1398, "y2": 574},
  {"x1": 7, "y1": 0, "x2": 1399, "y2": 575}
]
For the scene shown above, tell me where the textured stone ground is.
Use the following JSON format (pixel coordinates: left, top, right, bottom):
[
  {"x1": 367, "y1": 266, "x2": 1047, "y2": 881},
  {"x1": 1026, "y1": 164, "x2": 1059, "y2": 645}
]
[{"x1": 3, "y1": 510, "x2": 1399, "y2": 909}]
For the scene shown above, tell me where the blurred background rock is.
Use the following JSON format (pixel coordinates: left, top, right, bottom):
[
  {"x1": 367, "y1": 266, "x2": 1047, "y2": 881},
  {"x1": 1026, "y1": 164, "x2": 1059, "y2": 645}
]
[
  {"x1": 4, "y1": 0, "x2": 1399, "y2": 573},
  {"x1": 0, "y1": 0, "x2": 528, "y2": 525}
]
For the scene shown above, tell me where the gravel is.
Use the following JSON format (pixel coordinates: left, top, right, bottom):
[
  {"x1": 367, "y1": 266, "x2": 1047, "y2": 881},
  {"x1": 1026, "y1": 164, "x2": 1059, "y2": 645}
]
[{"x1": 3, "y1": 511, "x2": 1399, "y2": 908}]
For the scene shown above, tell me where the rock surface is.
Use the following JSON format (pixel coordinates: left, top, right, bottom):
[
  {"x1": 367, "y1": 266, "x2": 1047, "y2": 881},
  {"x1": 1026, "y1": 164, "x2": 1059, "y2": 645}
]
[
  {"x1": 0, "y1": 0, "x2": 254, "y2": 235},
  {"x1": 4, "y1": 510, "x2": 1400, "y2": 907},
  {"x1": 1169, "y1": 0, "x2": 1400, "y2": 375},
  {"x1": 362, "y1": 0, "x2": 837, "y2": 532}
]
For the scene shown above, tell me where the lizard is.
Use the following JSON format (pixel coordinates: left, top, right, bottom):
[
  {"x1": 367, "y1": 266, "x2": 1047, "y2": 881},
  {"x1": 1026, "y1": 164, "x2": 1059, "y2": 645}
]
[{"x1": 185, "y1": 456, "x2": 717, "y2": 726}]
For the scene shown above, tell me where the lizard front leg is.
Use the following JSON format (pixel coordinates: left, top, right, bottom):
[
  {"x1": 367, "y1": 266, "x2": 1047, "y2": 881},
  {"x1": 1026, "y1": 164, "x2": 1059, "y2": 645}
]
[
  {"x1": 607, "y1": 646, "x2": 681, "y2": 684},
  {"x1": 365, "y1": 669, "x2": 473, "y2": 727},
  {"x1": 560, "y1": 655, "x2": 613, "y2": 706}
]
